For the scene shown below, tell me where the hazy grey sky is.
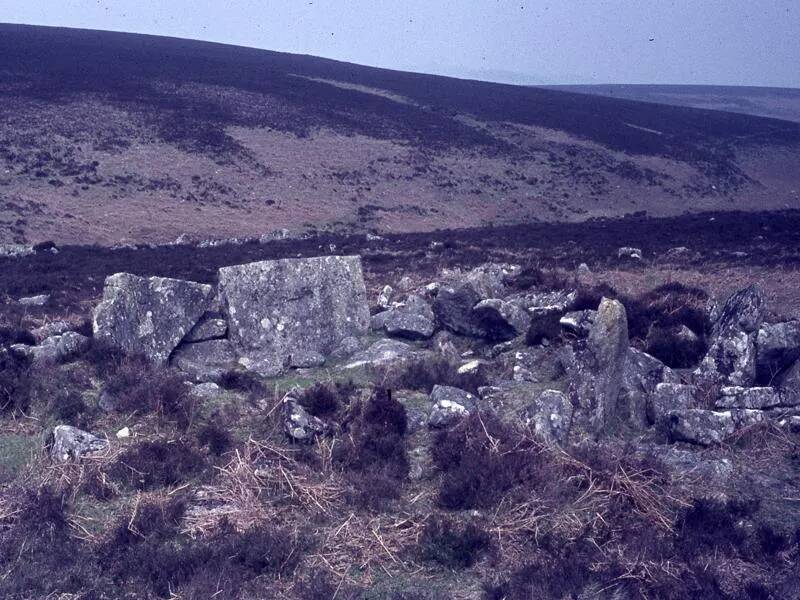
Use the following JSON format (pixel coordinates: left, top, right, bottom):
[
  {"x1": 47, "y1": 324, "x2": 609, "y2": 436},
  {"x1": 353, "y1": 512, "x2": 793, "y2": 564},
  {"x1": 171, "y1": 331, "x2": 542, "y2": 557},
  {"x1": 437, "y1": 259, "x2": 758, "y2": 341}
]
[{"x1": 2, "y1": 1, "x2": 799, "y2": 87}]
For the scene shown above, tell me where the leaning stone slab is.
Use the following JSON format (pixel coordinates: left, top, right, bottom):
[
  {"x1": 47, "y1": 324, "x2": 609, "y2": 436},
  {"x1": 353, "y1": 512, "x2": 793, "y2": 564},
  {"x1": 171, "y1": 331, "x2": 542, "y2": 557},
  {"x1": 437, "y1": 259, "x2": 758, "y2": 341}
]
[
  {"x1": 93, "y1": 273, "x2": 213, "y2": 366},
  {"x1": 218, "y1": 256, "x2": 369, "y2": 373},
  {"x1": 50, "y1": 425, "x2": 109, "y2": 463}
]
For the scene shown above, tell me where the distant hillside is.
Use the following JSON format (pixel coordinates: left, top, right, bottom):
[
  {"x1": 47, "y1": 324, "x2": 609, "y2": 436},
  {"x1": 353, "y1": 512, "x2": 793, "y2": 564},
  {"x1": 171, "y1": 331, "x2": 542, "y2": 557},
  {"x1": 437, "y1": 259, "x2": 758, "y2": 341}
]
[
  {"x1": 1, "y1": 24, "x2": 799, "y2": 245},
  {"x1": 548, "y1": 84, "x2": 800, "y2": 123}
]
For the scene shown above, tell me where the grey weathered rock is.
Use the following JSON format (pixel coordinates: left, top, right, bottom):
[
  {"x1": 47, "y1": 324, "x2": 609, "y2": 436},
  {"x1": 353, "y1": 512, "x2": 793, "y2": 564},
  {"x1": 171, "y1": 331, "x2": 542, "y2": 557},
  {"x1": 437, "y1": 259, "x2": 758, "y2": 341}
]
[
  {"x1": 524, "y1": 390, "x2": 573, "y2": 445},
  {"x1": 183, "y1": 314, "x2": 228, "y2": 343},
  {"x1": 282, "y1": 395, "x2": 325, "y2": 442},
  {"x1": 526, "y1": 307, "x2": 563, "y2": 345},
  {"x1": 649, "y1": 383, "x2": 697, "y2": 427},
  {"x1": 31, "y1": 320, "x2": 73, "y2": 343},
  {"x1": 667, "y1": 408, "x2": 764, "y2": 445},
  {"x1": 430, "y1": 385, "x2": 477, "y2": 410},
  {"x1": 188, "y1": 382, "x2": 224, "y2": 400},
  {"x1": 329, "y1": 336, "x2": 365, "y2": 360},
  {"x1": 289, "y1": 350, "x2": 326, "y2": 369},
  {"x1": 428, "y1": 399, "x2": 470, "y2": 428},
  {"x1": 93, "y1": 273, "x2": 213, "y2": 366},
  {"x1": 377, "y1": 285, "x2": 393, "y2": 310},
  {"x1": 433, "y1": 284, "x2": 485, "y2": 337},
  {"x1": 375, "y1": 295, "x2": 436, "y2": 340},
  {"x1": 560, "y1": 310, "x2": 596, "y2": 337},
  {"x1": 473, "y1": 298, "x2": 531, "y2": 341},
  {"x1": 219, "y1": 256, "x2": 370, "y2": 373},
  {"x1": 579, "y1": 298, "x2": 629, "y2": 435},
  {"x1": 576, "y1": 263, "x2": 592, "y2": 279},
  {"x1": 171, "y1": 339, "x2": 239, "y2": 383},
  {"x1": 714, "y1": 285, "x2": 765, "y2": 337},
  {"x1": 715, "y1": 386, "x2": 782, "y2": 409},
  {"x1": 479, "y1": 381, "x2": 547, "y2": 419},
  {"x1": 463, "y1": 263, "x2": 508, "y2": 298},
  {"x1": 431, "y1": 330, "x2": 466, "y2": 363},
  {"x1": 695, "y1": 330, "x2": 757, "y2": 387},
  {"x1": 50, "y1": 425, "x2": 109, "y2": 463},
  {"x1": 17, "y1": 332, "x2": 91, "y2": 367},
  {"x1": 621, "y1": 349, "x2": 680, "y2": 428},
  {"x1": 18, "y1": 294, "x2": 50, "y2": 306},
  {"x1": 617, "y1": 247, "x2": 643, "y2": 261},
  {"x1": 340, "y1": 339, "x2": 416, "y2": 371},
  {"x1": 755, "y1": 321, "x2": 800, "y2": 382}
]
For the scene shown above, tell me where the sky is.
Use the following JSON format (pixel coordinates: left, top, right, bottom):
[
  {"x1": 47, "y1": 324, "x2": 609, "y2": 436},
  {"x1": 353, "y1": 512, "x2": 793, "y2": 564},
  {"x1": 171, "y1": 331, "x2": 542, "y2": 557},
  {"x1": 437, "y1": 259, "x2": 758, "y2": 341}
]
[{"x1": 2, "y1": 0, "x2": 799, "y2": 87}]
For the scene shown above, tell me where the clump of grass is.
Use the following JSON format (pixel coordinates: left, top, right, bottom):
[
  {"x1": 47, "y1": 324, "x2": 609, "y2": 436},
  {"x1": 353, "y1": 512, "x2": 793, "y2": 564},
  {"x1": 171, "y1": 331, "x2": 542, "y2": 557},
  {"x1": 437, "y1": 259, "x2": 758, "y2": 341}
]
[{"x1": 109, "y1": 440, "x2": 206, "y2": 491}]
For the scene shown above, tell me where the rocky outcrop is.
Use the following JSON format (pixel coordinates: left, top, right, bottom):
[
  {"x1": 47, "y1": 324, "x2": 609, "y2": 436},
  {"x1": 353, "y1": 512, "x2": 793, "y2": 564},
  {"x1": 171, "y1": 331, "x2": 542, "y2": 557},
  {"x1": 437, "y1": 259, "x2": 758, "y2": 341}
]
[
  {"x1": 433, "y1": 284, "x2": 485, "y2": 337},
  {"x1": 50, "y1": 425, "x2": 109, "y2": 463},
  {"x1": 648, "y1": 383, "x2": 697, "y2": 428},
  {"x1": 715, "y1": 386, "x2": 783, "y2": 409},
  {"x1": 621, "y1": 349, "x2": 680, "y2": 429},
  {"x1": 93, "y1": 273, "x2": 213, "y2": 366},
  {"x1": 219, "y1": 256, "x2": 370, "y2": 375},
  {"x1": 340, "y1": 339, "x2": 417, "y2": 372}
]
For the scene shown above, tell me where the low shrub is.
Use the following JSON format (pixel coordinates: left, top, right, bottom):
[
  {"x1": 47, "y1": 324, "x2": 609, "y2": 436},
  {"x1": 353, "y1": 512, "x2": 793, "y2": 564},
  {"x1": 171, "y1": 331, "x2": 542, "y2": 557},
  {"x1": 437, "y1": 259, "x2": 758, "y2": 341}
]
[
  {"x1": 676, "y1": 497, "x2": 754, "y2": 556},
  {"x1": 570, "y1": 282, "x2": 619, "y2": 311},
  {"x1": 419, "y1": 517, "x2": 492, "y2": 569},
  {"x1": 382, "y1": 353, "x2": 490, "y2": 394},
  {"x1": 197, "y1": 422, "x2": 234, "y2": 456},
  {"x1": 298, "y1": 380, "x2": 356, "y2": 417},
  {"x1": 432, "y1": 412, "x2": 542, "y2": 510},
  {"x1": 0, "y1": 347, "x2": 30, "y2": 413},
  {"x1": 110, "y1": 440, "x2": 206, "y2": 490}
]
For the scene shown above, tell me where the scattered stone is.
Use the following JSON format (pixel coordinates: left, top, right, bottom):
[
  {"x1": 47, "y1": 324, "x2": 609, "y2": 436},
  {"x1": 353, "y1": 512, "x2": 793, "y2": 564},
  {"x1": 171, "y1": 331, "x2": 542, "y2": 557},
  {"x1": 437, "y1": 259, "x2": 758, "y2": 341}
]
[
  {"x1": 219, "y1": 256, "x2": 370, "y2": 373},
  {"x1": 666, "y1": 408, "x2": 764, "y2": 445},
  {"x1": 473, "y1": 298, "x2": 531, "y2": 341},
  {"x1": 617, "y1": 247, "x2": 643, "y2": 261},
  {"x1": 649, "y1": 383, "x2": 697, "y2": 427},
  {"x1": 282, "y1": 394, "x2": 325, "y2": 442},
  {"x1": 116, "y1": 427, "x2": 131, "y2": 439},
  {"x1": 715, "y1": 386, "x2": 782, "y2": 410},
  {"x1": 340, "y1": 339, "x2": 416, "y2": 371},
  {"x1": 433, "y1": 284, "x2": 485, "y2": 337},
  {"x1": 429, "y1": 399, "x2": 470, "y2": 428},
  {"x1": 524, "y1": 390, "x2": 573, "y2": 445},
  {"x1": 430, "y1": 385, "x2": 477, "y2": 410},
  {"x1": 377, "y1": 285, "x2": 393, "y2": 310},
  {"x1": 31, "y1": 320, "x2": 73, "y2": 343},
  {"x1": 560, "y1": 310, "x2": 596, "y2": 337},
  {"x1": 50, "y1": 425, "x2": 109, "y2": 463},
  {"x1": 183, "y1": 314, "x2": 228, "y2": 343},
  {"x1": 18, "y1": 294, "x2": 50, "y2": 306},
  {"x1": 93, "y1": 273, "x2": 214, "y2": 366},
  {"x1": 376, "y1": 295, "x2": 436, "y2": 340},
  {"x1": 755, "y1": 321, "x2": 800, "y2": 382},
  {"x1": 171, "y1": 340, "x2": 239, "y2": 383},
  {"x1": 289, "y1": 350, "x2": 326, "y2": 369},
  {"x1": 189, "y1": 382, "x2": 224, "y2": 400}
]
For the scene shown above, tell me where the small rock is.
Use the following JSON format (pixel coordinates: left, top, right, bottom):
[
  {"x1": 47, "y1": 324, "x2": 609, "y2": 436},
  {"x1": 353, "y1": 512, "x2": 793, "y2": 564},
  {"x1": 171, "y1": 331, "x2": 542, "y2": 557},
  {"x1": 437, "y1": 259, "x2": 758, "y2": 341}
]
[
  {"x1": 340, "y1": 339, "x2": 416, "y2": 371},
  {"x1": 649, "y1": 383, "x2": 697, "y2": 427},
  {"x1": 31, "y1": 320, "x2": 73, "y2": 343},
  {"x1": 116, "y1": 427, "x2": 131, "y2": 439},
  {"x1": 50, "y1": 425, "x2": 109, "y2": 463},
  {"x1": 282, "y1": 395, "x2": 325, "y2": 442},
  {"x1": 617, "y1": 247, "x2": 643, "y2": 261},
  {"x1": 429, "y1": 399, "x2": 470, "y2": 428},
  {"x1": 560, "y1": 310, "x2": 596, "y2": 337},
  {"x1": 289, "y1": 350, "x2": 326, "y2": 369},
  {"x1": 377, "y1": 285, "x2": 393, "y2": 310},
  {"x1": 524, "y1": 390, "x2": 573, "y2": 445},
  {"x1": 473, "y1": 298, "x2": 531, "y2": 341},
  {"x1": 18, "y1": 294, "x2": 50, "y2": 306},
  {"x1": 755, "y1": 321, "x2": 800, "y2": 382},
  {"x1": 189, "y1": 382, "x2": 224, "y2": 400}
]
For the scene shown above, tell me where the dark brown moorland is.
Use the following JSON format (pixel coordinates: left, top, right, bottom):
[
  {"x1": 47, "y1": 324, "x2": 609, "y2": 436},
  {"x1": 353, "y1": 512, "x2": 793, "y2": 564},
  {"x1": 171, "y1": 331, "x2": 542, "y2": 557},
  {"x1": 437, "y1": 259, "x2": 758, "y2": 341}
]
[{"x1": 1, "y1": 24, "x2": 800, "y2": 245}]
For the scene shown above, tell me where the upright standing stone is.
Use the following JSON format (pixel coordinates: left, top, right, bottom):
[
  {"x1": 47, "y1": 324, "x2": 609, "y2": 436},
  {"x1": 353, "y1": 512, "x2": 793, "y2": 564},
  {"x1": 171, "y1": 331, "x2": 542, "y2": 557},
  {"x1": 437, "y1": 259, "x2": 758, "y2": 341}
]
[{"x1": 218, "y1": 256, "x2": 370, "y2": 374}]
